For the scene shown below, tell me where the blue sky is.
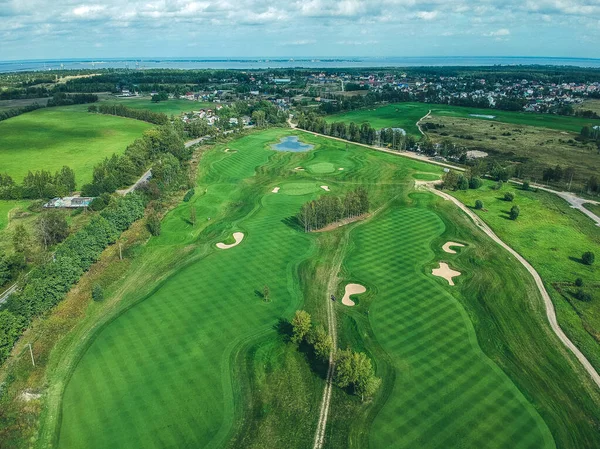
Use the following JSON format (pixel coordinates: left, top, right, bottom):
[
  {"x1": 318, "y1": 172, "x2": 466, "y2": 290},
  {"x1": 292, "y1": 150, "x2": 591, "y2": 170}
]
[{"x1": 1, "y1": 0, "x2": 599, "y2": 60}]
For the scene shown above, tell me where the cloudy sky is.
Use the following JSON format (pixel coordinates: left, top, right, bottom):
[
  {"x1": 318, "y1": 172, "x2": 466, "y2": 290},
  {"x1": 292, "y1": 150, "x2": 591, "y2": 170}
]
[{"x1": 1, "y1": 0, "x2": 599, "y2": 60}]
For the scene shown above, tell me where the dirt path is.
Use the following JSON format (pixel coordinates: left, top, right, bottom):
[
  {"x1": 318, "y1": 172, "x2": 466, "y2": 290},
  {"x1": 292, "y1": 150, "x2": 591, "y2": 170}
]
[
  {"x1": 420, "y1": 181, "x2": 600, "y2": 389},
  {"x1": 312, "y1": 233, "x2": 348, "y2": 449},
  {"x1": 416, "y1": 110, "x2": 432, "y2": 136},
  {"x1": 0, "y1": 282, "x2": 18, "y2": 305}
]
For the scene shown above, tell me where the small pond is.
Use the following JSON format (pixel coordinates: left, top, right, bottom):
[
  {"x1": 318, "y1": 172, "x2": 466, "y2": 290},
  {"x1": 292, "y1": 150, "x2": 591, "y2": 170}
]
[{"x1": 271, "y1": 136, "x2": 314, "y2": 152}]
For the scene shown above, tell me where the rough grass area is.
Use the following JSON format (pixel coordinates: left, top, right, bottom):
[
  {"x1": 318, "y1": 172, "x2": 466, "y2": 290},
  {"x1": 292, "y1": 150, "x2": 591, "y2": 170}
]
[
  {"x1": 583, "y1": 202, "x2": 600, "y2": 217},
  {"x1": 426, "y1": 115, "x2": 599, "y2": 189},
  {"x1": 576, "y1": 99, "x2": 600, "y2": 115},
  {"x1": 326, "y1": 102, "x2": 600, "y2": 136},
  {"x1": 450, "y1": 182, "x2": 600, "y2": 374},
  {"x1": 0, "y1": 200, "x2": 30, "y2": 231},
  {"x1": 0, "y1": 98, "x2": 48, "y2": 111},
  {"x1": 0, "y1": 105, "x2": 151, "y2": 187},
  {"x1": 98, "y1": 97, "x2": 214, "y2": 114}
]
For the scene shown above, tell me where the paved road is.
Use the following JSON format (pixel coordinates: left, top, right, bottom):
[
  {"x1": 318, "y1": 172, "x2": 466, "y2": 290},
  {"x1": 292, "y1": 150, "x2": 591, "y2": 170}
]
[
  {"x1": 419, "y1": 181, "x2": 600, "y2": 389},
  {"x1": 0, "y1": 282, "x2": 18, "y2": 305}
]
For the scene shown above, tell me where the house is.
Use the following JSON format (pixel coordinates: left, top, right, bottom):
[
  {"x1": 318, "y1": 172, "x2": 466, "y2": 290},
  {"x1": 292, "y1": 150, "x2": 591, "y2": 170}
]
[{"x1": 44, "y1": 196, "x2": 94, "y2": 209}]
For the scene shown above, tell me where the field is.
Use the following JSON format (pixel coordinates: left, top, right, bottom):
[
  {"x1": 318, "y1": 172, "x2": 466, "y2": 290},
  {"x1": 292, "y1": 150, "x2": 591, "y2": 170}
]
[
  {"x1": 98, "y1": 96, "x2": 214, "y2": 114},
  {"x1": 449, "y1": 182, "x2": 600, "y2": 373},
  {"x1": 0, "y1": 105, "x2": 151, "y2": 187},
  {"x1": 326, "y1": 102, "x2": 600, "y2": 135},
  {"x1": 576, "y1": 99, "x2": 600, "y2": 115},
  {"x1": 0, "y1": 98, "x2": 48, "y2": 111},
  {"x1": 36, "y1": 129, "x2": 600, "y2": 449}
]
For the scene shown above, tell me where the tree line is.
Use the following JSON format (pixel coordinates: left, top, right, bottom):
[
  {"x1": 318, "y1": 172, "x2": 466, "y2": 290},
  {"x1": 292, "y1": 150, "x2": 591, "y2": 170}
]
[
  {"x1": 297, "y1": 187, "x2": 369, "y2": 232},
  {"x1": 81, "y1": 122, "x2": 189, "y2": 197},
  {"x1": 290, "y1": 310, "x2": 380, "y2": 401},
  {"x1": 0, "y1": 166, "x2": 76, "y2": 200},
  {"x1": 0, "y1": 193, "x2": 146, "y2": 365},
  {"x1": 90, "y1": 103, "x2": 169, "y2": 125}
]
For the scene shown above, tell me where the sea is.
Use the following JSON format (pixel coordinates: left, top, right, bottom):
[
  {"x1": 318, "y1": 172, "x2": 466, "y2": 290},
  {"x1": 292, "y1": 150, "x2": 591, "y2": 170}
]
[{"x1": 1, "y1": 56, "x2": 600, "y2": 73}]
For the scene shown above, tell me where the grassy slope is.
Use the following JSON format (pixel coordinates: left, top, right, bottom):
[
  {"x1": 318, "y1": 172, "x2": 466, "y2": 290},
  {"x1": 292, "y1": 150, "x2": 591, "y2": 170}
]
[
  {"x1": 326, "y1": 102, "x2": 600, "y2": 135},
  {"x1": 99, "y1": 97, "x2": 214, "y2": 114},
  {"x1": 0, "y1": 105, "x2": 151, "y2": 187},
  {"x1": 26, "y1": 129, "x2": 600, "y2": 449},
  {"x1": 450, "y1": 183, "x2": 600, "y2": 372},
  {"x1": 0, "y1": 200, "x2": 30, "y2": 231}
]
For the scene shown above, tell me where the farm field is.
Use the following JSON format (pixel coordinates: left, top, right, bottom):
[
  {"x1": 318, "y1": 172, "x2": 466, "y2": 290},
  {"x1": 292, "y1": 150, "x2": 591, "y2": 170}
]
[
  {"x1": 450, "y1": 182, "x2": 600, "y2": 373},
  {"x1": 0, "y1": 105, "x2": 151, "y2": 187},
  {"x1": 98, "y1": 96, "x2": 214, "y2": 114},
  {"x1": 0, "y1": 97, "x2": 48, "y2": 111},
  {"x1": 35, "y1": 129, "x2": 600, "y2": 449},
  {"x1": 326, "y1": 102, "x2": 600, "y2": 134}
]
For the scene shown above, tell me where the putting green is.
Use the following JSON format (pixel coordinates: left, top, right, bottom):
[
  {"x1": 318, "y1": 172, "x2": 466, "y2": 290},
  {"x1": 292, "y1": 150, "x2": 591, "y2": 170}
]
[
  {"x1": 279, "y1": 182, "x2": 322, "y2": 196},
  {"x1": 344, "y1": 196, "x2": 554, "y2": 448},
  {"x1": 308, "y1": 162, "x2": 336, "y2": 174}
]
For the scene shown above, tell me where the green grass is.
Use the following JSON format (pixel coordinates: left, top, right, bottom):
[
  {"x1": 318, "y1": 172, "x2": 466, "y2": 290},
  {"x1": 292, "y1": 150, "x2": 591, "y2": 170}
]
[
  {"x1": 0, "y1": 105, "x2": 151, "y2": 187},
  {"x1": 583, "y1": 202, "x2": 600, "y2": 217},
  {"x1": 0, "y1": 200, "x2": 30, "y2": 231},
  {"x1": 45, "y1": 129, "x2": 600, "y2": 449},
  {"x1": 449, "y1": 183, "x2": 600, "y2": 372},
  {"x1": 326, "y1": 102, "x2": 600, "y2": 135},
  {"x1": 99, "y1": 97, "x2": 214, "y2": 115},
  {"x1": 340, "y1": 196, "x2": 554, "y2": 449}
]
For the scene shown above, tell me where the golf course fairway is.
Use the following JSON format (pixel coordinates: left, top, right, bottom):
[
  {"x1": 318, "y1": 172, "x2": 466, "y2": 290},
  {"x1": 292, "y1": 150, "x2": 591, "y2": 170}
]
[{"x1": 52, "y1": 128, "x2": 600, "y2": 449}]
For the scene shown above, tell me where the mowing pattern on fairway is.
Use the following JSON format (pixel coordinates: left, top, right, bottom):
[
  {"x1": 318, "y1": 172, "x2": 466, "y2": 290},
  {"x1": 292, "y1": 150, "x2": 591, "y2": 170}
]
[
  {"x1": 58, "y1": 132, "x2": 318, "y2": 449},
  {"x1": 344, "y1": 202, "x2": 554, "y2": 449}
]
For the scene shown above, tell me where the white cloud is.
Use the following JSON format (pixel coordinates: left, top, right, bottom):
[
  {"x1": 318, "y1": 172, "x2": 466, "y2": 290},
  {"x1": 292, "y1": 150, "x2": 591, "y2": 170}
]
[
  {"x1": 417, "y1": 11, "x2": 438, "y2": 20},
  {"x1": 485, "y1": 28, "x2": 511, "y2": 37}
]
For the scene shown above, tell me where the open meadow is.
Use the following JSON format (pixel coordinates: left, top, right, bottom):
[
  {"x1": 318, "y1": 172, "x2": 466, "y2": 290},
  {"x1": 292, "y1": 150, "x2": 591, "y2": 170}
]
[
  {"x1": 0, "y1": 105, "x2": 151, "y2": 187},
  {"x1": 31, "y1": 129, "x2": 600, "y2": 449},
  {"x1": 97, "y1": 96, "x2": 214, "y2": 114},
  {"x1": 326, "y1": 102, "x2": 600, "y2": 135}
]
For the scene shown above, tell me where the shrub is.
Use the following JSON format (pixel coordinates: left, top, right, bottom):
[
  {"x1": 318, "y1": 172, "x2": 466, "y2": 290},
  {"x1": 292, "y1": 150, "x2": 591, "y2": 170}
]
[
  {"x1": 492, "y1": 180, "x2": 504, "y2": 190},
  {"x1": 574, "y1": 289, "x2": 592, "y2": 302},
  {"x1": 92, "y1": 284, "x2": 104, "y2": 301},
  {"x1": 522, "y1": 181, "x2": 530, "y2": 191},
  {"x1": 504, "y1": 192, "x2": 515, "y2": 202},
  {"x1": 575, "y1": 278, "x2": 584, "y2": 287},
  {"x1": 509, "y1": 205, "x2": 520, "y2": 220},
  {"x1": 146, "y1": 212, "x2": 161, "y2": 236},
  {"x1": 457, "y1": 175, "x2": 469, "y2": 191},
  {"x1": 582, "y1": 251, "x2": 595, "y2": 265},
  {"x1": 183, "y1": 188, "x2": 195, "y2": 202},
  {"x1": 468, "y1": 177, "x2": 482, "y2": 189},
  {"x1": 475, "y1": 200, "x2": 484, "y2": 210}
]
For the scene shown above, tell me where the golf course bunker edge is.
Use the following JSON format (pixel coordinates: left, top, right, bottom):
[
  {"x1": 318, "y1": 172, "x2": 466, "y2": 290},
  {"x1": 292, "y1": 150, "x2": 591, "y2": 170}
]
[{"x1": 342, "y1": 283, "x2": 366, "y2": 306}]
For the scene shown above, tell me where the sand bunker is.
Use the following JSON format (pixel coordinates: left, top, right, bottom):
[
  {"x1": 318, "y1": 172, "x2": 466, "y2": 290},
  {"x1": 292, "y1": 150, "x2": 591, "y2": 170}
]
[
  {"x1": 320, "y1": 186, "x2": 330, "y2": 191},
  {"x1": 272, "y1": 187, "x2": 280, "y2": 193},
  {"x1": 338, "y1": 168, "x2": 344, "y2": 171},
  {"x1": 216, "y1": 232, "x2": 244, "y2": 249},
  {"x1": 442, "y1": 241, "x2": 465, "y2": 254},
  {"x1": 224, "y1": 148, "x2": 237, "y2": 153},
  {"x1": 294, "y1": 167, "x2": 305, "y2": 171},
  {"x1": 432, "y1": 262, "x2": 461, "y2": 286},
  {"x1": 341, "y1": 283, "x2": 366, "y2": 306}
]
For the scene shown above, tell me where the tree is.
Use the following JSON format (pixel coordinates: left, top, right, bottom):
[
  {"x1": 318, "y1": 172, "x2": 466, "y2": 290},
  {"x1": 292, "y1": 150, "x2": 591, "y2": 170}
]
[
  {"x1": 291, "y1": 310, "x2": 311, "y2": 344},
  {"x1": 509, "y1": 205, "x2": 520, "y2": 220},
  {"x1": 92, "y1": 284, "x2": 104, "y2": 301},
  {"x1": 13, "y1": 224, "x2": 31, "y2": 256},
  {"x1": 307, "y1": 325, "x2": 333, "y2": 361},
  {"x1": 36, "y1": 211, "x2": 69, "y2": 249},
  {"x1": 263, "y1": 284, "x2": 270, "y2": 302},
  {"x1": 575, "y1": 278, "x2": 584, "y2": 287},
  {"x1": 504, "y1": 192, "x2": 515, "y2": 201},
  {"x1": 442, "y1": 170, "x2": 459, "y2": 190},
  {"x1": 522, "y1": 181, "x2": 530, "y2": 191},
  {"x1": 190, "y1": 206, "x2": 197, "y2": 226},
  {"x1": 582, "y1": 251, "x2": 595, "y2": 265},
  {"x1": 334, "y1": 349, "x2": 380, "y2": 401},
  {"x1": 457, "y1": 175, "x2": 469, "y2": 191},
  {"x1": 475, "y1": 200, "x2": 483, "y2": 210},
  {"x1": 468, "y1": 177, "x2": 482, "y2": 189},
  {"x1": 147, "y1": 212, "x2": 161, "y2": 236}
]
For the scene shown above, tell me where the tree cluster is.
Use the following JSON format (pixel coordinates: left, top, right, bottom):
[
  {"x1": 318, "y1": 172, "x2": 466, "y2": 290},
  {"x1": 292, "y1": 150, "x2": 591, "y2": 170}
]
[
  {"x1": 290, "y1": 310, "x2": 333, "y2": 363},
  {"x1": 442, "y1": 170, "x2": 482, "y2": 192},
  {"x1": 81, "y1": 123, "x2": 188, "y2": 197},
  {"x1": 297, "y1": 187, "x2": 369, "y2": 232},
  {"x1": 92, "y1": 104, "x2": 169, "y2": 125},
  {"x1": 334, "y1": 349, "x2": 381, "y2": 401},
  {"x1": 46, "y1": 93, "x2": 98, "y2": 107},
  {"x1": 0, "y1": 166, "x2": 76, "y2": 200},
  {"x1": 0, "y1": 193, "x2": 146, "y2": 365}
]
